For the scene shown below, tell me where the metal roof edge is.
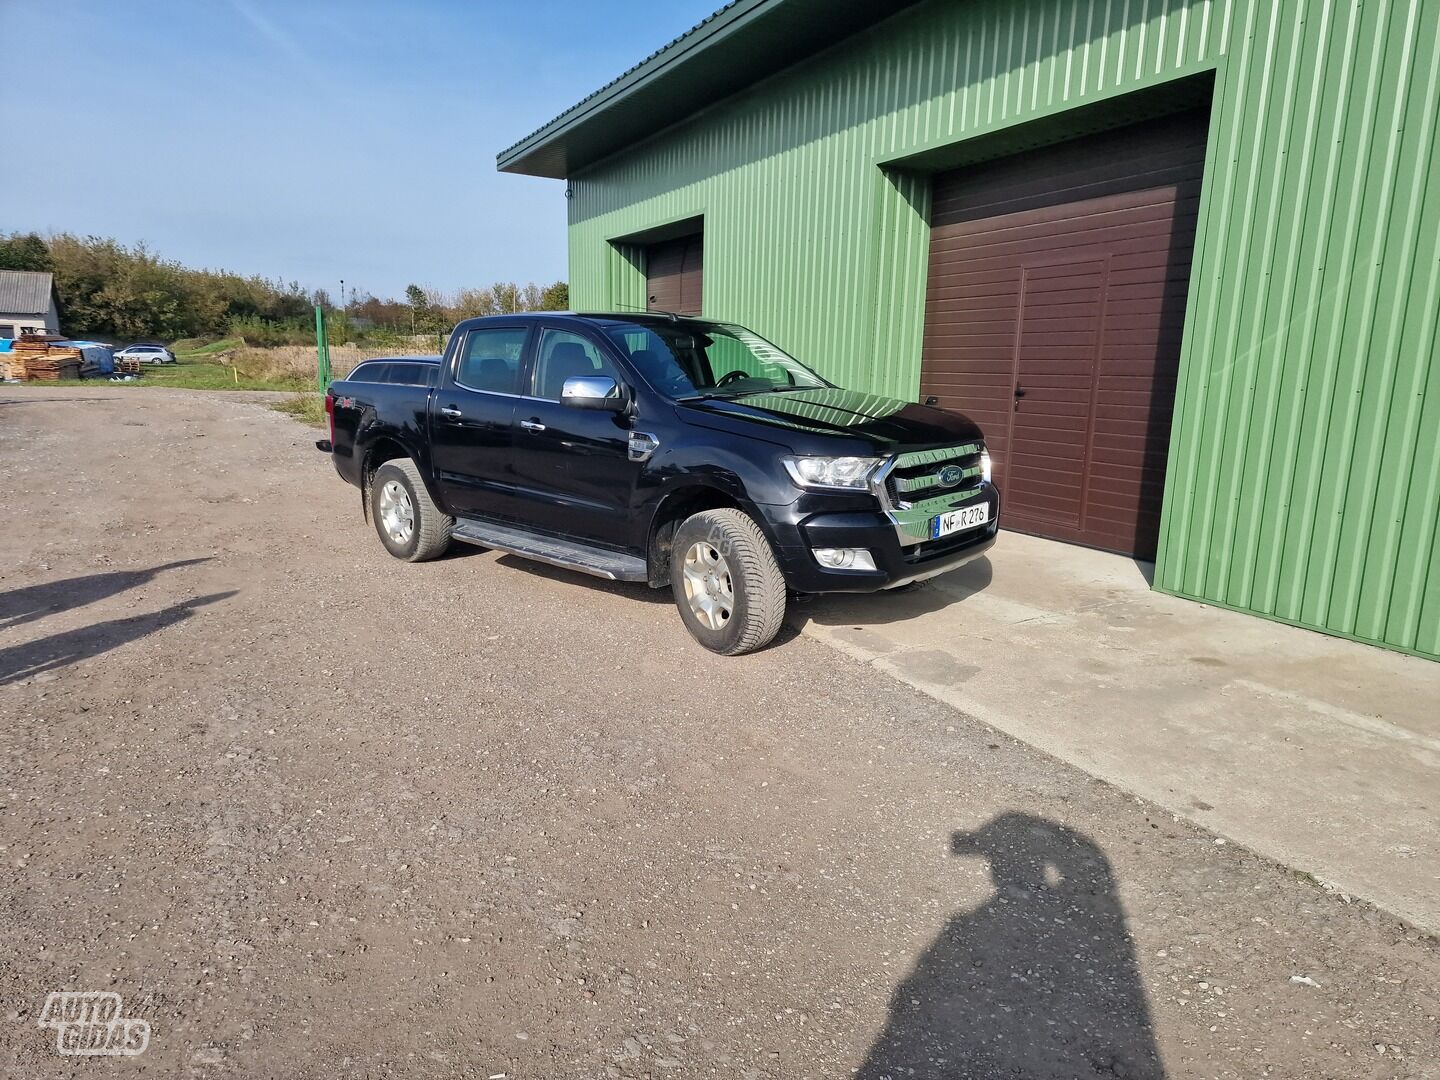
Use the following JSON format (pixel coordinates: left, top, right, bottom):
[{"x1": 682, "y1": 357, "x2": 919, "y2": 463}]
[{"x1": 495, "y1": 0, "x2": 779, "y2": 175}]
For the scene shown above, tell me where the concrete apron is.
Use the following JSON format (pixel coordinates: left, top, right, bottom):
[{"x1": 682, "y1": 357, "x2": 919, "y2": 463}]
[{"x1": 793, "y1": 530, "x2": 1440, "y2": 933}]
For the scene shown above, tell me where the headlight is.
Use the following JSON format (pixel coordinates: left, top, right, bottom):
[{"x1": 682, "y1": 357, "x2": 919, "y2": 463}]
[
  {"x1": 782, "y1": 455, "x2": 884, "y2": 491},
  {"x1": 980, "y1": 448, "x2": 992, "y2": 483}
]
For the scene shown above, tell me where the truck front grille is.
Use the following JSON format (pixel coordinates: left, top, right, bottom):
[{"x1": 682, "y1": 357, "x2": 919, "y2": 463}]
[
  {"x1": 884, "y1": 442, "x2": 984, "y2": 507},
  {"x1": 870, "y1": 442, "x2": 989, "y2": 546}
]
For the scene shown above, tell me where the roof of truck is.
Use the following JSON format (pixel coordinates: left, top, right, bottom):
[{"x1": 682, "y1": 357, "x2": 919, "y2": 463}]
[{"x1": 351, "y1": 361, "x2": 440, "y2": 371}]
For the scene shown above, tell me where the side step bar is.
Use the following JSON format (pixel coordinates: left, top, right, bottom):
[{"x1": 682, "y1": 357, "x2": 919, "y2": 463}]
[{"x1": 452, "y1": 516, "x2": 648, "y2": 582}]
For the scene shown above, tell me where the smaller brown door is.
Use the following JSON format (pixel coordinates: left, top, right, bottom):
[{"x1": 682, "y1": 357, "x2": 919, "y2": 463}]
[
  {"x1": 1006, "y1": 257, "x2": 1109, "y2": 530},
  {"x1": 647, "y1": 233, "x2": 703, "y2": 315}
]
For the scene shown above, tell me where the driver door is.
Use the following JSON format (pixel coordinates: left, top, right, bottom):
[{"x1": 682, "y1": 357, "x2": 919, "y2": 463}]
[{"x1": 508, "y1": 326, "x2": 643, "y2": 549}]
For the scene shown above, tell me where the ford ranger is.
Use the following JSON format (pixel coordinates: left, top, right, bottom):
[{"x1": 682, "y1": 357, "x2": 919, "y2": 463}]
[{"x1": 317, "y1": 313, "x2": 998, "y2": 654}]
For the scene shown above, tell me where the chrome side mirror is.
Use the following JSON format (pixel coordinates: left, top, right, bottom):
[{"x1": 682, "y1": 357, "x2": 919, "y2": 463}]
[{"x1": 561, "y1": 375, "x2": 625, "y2": 411}]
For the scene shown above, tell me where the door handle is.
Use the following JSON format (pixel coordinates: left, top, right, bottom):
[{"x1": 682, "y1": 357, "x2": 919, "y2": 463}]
[
  {"x1": 439, "y1": 405, "x2": 462, "y2": 419},
  {"x1": 520, "y1": 419, "x2": 546, "y2": 433},
  {"x1": 1013, "y1": 386, "x2": 1027, "y2": 398}
]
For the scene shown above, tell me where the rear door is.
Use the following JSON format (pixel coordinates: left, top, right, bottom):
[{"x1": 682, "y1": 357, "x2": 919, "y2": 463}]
[
  {"x1": 428, "y1": 324, "x2": 532, "y2": 520},
  {"x1": 508, "y1": 323, "x2": 643, "y2": 549}
]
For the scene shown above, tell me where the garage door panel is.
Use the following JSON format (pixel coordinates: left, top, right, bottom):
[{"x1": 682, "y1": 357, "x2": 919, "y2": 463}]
[
  {"x1": 1093, "y1": 395, "x2": 1175, "y2": 421},
  {"x1": 934, "y1": 205, "x2": 1200, "y2": 263},
  {"x1": 932, "y1": 131, "x2": 1205, "y2": 210},
  {"x1": 1097, "y1": 374, "x2": 1178, "y2": 394},
  {"x1": 928, "y1": 231, "x2": 1190, "y2": 280},
  {"x1": 928, "y1": 257, "x2": 1190, "y2": 293},
  {"x1": 1094, "y1": 393, "x2": 1174, "y2": 416},
  {"x1": 1010, "y1": 429, "x2": 1091, "y2": 454},
  {"x1": 929, "y1": 248, "x2": 1189, "y2": 290},
  {"x1": 936, "y1": 188, "x2": 1202, "y2": 244},
  {"x1": 1010, "y1": 416, "x2": 1092, "y2": 439},
  {"x1": 920, "y1": 109, "x2": 1206, "y2": 559},
  {"x1": 937, "y1": 202, "x2": 1199, "y2": 251},
  {"x1": 646, "y1": 233, "x2": 703, "y2": 316}
]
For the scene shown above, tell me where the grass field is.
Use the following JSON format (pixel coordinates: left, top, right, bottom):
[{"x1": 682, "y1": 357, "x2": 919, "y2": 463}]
[
  {"x1": 120, "y1": 358, "x2": 313, "y2": 392},
  {"x1": 8, "y1": 337, "x2": 424, "y2": 398},
  {"x1": 270, "y1": 394, "x2": 328, "y2": 427},
  {"x1": 172, "y1": 337, "x2": 245, "y2": 361},
  {"x1": 117, "y1": 341, "x2": 395, "y2": 393}
]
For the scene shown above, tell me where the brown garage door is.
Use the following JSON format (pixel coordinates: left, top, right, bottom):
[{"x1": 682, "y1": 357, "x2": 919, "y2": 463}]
[
  {"x1": 920, "y1": 110, "x2": 1208, "y2": 559},
  {"x1": 646, "y1": 233, "x2": 703, "y2": 315}
]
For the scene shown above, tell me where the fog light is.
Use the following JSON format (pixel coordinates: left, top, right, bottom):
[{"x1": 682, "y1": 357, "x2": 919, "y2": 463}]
[{"x1": 813, "y1": 547, "x2": 877, "y2": 571}]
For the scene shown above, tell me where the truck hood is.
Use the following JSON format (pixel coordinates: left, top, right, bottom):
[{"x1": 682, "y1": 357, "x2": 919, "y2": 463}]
[{"x1": 676, "y1": 387, "x2": 984, "y2": 452}]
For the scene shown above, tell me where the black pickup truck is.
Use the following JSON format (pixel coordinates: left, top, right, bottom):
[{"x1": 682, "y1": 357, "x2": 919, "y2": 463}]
[{"x1": 318, "y1": 313, "x2": 998, "y2": 654}]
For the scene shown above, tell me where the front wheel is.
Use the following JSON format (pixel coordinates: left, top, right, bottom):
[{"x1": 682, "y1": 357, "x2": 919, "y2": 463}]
[
  {"x1": 670, "y1": 509, "x2": 786, "y2": 655},
  {"x1": 370, "y1": 459, "x2": 453, "y2": 562}
]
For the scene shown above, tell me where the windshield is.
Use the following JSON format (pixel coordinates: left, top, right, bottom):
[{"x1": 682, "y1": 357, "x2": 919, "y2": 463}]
[{"x1": 601, "y1": 320, "x2": 829, "y2": 399}]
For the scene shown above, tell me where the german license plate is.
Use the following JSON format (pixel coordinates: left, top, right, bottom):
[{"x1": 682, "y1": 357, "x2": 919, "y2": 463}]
[{"x1": 931, "y1": 502, "x2": 990, "y2": 539}]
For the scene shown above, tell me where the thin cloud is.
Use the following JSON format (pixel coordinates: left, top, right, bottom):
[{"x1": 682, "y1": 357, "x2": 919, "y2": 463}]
[{"x1": 224, "y1": 0, "x2": 340, "y2": 101}]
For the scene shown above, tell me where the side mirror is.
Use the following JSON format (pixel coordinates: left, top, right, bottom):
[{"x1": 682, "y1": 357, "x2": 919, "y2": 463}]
[{"x1": 561, "y1": 375, "x2": 625, "y2": 411}]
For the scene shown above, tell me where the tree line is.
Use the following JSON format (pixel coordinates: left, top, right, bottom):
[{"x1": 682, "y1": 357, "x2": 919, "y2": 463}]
[{"x1": 0, "y1": 231, "x2": 567, "y2": 344}]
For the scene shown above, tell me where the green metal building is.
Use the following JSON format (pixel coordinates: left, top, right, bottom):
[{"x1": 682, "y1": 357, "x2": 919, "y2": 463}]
[{"x1": 499, "y1": 0, "x2": 1440, "y2": 661}]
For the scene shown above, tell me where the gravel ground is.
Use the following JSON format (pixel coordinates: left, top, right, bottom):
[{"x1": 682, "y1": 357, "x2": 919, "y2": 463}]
[{"x1": 1, "y1": 386, "x2": 1437, "y2": 1079}]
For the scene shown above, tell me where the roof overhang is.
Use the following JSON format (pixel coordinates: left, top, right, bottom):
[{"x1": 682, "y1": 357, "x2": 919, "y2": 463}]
[{"x1": 496, "y1": 0, "x2": 925, "y2": 179}]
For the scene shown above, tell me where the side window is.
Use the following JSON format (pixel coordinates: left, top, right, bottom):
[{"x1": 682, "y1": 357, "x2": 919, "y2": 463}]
[
  {"x1": 348, "y1": 363, "x2": 388, "y2": 383},
  {"x1": 0, "y1": 326, "x2": 14, "y2": 340},
  {"x1": 386, "y1": 363, "x2": 424, "y2": 385},
  {"x1": 531, "y1": 329, "x2": 620, "y2": 400},
  {"x1": 456, "y1": 328, "x2": 527, "y2": 393}
]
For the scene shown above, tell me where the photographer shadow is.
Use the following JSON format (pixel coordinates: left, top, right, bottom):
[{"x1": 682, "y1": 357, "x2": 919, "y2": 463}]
[{"x1": 856, "y1": 813, "x2": 1164, "y2": 1079}]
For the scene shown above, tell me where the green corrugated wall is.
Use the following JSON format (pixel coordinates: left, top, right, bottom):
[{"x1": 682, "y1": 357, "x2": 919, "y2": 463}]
[{"x1": 567, "y1": 0, "x2": 1440, "y2": 660}]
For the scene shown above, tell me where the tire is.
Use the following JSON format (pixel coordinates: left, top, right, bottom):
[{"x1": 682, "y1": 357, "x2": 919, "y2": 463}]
[
  {"x1": 370, "y1": 459, "x2": 453, "y2": 562},
  {"x1": 670, "y1": 508, "x2": 786, "y2": 655}
]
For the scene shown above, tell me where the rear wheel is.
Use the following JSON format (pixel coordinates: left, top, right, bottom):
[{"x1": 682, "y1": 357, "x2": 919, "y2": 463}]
[
  {"x1": 370, "y1": 459, "x2": 453, "y2": 562},
  {"x1": 670, "y1": 509, "x2": 786, "y2": 655}
]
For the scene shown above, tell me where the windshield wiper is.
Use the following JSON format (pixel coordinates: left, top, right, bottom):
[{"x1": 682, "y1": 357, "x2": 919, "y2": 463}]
[{"x1": 729, "y1": 385, "x2": 818, "y2": 397}]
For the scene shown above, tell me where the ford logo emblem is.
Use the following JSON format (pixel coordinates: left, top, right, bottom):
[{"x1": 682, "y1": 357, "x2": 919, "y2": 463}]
[{"x1": 938, "y1": 465, "x2": 965, "y2": 487}]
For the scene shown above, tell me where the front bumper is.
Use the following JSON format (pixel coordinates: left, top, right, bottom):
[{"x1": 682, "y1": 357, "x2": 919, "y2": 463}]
[{"x1": 767, "y1": 481, "x2": 1000, "y2": 593}]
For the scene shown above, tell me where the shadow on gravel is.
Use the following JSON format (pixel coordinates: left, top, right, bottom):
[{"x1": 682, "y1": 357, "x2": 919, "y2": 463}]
[
  {"x1": 0, "y1": 397, "x2": 114, "y2": 406},
  {"x1": 492, "y1": 554, "x2": 673, "y2": 604},
  {"x1": 856, "y1": 813, "x2": 1164, "y2": 1080},
  {"x1": 0, "y1": 559, "x2": 211, "y2": 631},
  {"x1": 0, "y1": 590, "x2": 236, "y2": 685},
  {"x1": 789, "y1": 556, "x2": 995, "y2": 631}
]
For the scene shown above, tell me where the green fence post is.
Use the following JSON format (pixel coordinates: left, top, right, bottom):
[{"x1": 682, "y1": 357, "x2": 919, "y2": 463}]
[{"x1": 314, "y1": 304, "x2": 331, "y2": 392}]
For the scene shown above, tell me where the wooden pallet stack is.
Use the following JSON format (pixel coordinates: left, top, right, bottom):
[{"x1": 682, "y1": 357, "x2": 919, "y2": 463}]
[
  {"x1": 8, "y1": 338, "x2": 82, "y2": 381},
  {"x1": 26, "y1": 352, "x2": 83, "y2": 381}
]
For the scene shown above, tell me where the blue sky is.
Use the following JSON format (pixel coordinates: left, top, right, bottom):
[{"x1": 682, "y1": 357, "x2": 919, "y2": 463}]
[{"x1": 0, "y1": 0, "x2": 719, "y2": 300}]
